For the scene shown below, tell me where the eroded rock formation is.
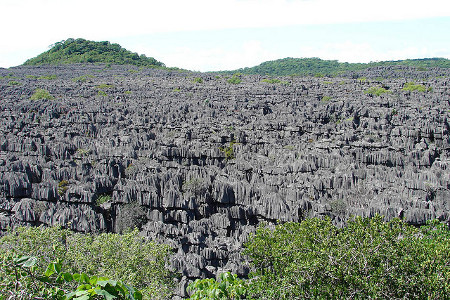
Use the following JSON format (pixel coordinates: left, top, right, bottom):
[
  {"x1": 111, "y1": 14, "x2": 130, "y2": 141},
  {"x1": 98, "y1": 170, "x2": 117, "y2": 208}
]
[{"x1": 1, "y1": 64, "x2": 449, "y2": 296}]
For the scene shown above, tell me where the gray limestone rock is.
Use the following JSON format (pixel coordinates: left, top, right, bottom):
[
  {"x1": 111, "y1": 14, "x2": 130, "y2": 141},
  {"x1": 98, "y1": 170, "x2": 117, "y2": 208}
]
[{"x1": 1, "y1": 64, "x2": 449, "y2": 296}]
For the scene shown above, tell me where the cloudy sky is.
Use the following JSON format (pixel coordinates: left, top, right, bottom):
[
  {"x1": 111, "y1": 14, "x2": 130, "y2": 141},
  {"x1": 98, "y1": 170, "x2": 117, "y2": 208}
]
[{"x1": 1, "y1": 0, "x2": 449, "y2": 71}]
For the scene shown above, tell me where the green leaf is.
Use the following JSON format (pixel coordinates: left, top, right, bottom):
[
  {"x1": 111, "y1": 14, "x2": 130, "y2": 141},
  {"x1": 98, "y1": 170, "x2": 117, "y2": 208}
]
[
  {"x1": 96, "y1": 289, "x2": 117, "y2": 300},
  {"x1": 97, "y1": 279, "x2": 118, "y2": 287},
  {"x1": 63, "y1": 291, "x2": 77, "y2": 300},
  {"x1": 13, "y1": 255, "x2": 32, "y2": 265},
  {"x1": 22, "y1": 256, "x2": 37, "y2": 267},
  {"x1": 62, "y1": 272, "x2": 73, "y2": 282},
  {"x1": 44, "y1": 262, "x2": 56, "y2": 277},
  {"x1": 89, "y1": 276, "x2": 98, "y2": 286}
]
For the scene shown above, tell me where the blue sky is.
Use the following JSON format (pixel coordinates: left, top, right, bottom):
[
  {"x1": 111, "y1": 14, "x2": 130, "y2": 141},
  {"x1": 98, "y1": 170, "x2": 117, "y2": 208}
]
[{"x1": 1, "y1": 0, "x2": 449, "y2": 71}]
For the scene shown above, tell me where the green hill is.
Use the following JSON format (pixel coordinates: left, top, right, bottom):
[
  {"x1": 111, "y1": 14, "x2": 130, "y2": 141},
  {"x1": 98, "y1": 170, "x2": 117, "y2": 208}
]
[
  {"x1": 228, "y1": 57, "x2": 450, "y2": 76},
  {"x1": 23, "y1": 38, "x2": 165, "y2": 68}
]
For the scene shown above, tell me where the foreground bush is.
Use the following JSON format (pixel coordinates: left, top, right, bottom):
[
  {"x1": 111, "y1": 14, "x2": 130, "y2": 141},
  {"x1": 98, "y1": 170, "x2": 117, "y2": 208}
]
[
  {"x1": 188, "y1": 272, "x2": 247, "y2": 300},
  {"x1": 244, "y1": 216, "x2": 450, "y2": 299},
  {"x1": 1, "y1": 255, "x2": 142, "y2": 299},
  {"x1": 0, "y1": 226, "x2": 176, "y2": 299}
]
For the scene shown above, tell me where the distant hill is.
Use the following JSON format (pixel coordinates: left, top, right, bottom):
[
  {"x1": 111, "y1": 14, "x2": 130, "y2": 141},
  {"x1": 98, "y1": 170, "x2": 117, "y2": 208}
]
[
  {"x1": 227, "y1": 57, "x2": 450, "y2": 76},
  {"x1": 23, "y1": 38, "x2": 165, "y2": 68}
]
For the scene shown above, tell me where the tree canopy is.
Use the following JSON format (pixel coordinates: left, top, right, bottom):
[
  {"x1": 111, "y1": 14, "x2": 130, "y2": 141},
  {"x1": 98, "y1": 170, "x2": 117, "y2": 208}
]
[
  {"x1": 227, "y1": 57, "x2": 450, "y2": 76},
  {"x1": 23, "y1": 38, "x2": 165, "y2": 67}
]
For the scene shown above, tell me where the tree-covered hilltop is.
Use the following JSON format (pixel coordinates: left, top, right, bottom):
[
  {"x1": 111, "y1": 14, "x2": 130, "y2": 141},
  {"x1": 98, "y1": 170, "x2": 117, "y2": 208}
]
[
  {"x1": 23, "y1": 38, "x2": 165, "y2": 68},
  {"x1": 227, "y1": 57, "x2": 450, "y2": 76}
]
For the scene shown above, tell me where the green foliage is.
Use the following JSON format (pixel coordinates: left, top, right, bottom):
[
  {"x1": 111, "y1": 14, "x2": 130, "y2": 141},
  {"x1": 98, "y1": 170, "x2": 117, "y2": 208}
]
[
  {"x1": 38, "y1": 74, "x2": 58, "y2": 80},
  {"x1": 244, "y1": 216, "x2": 450, "y2": 299},
  {"x1": 219, "y1": 140, "x2": 237, "y2": 161},
  {"x1": 7, "y1": 80, "x2": 21, "y2": 86},
  {"x1": 225, "y1": 57, "x2": 450, "y2": 76},
  {"x1": 58, "y1": 180, "x2": 69, "y2": 196},
  {"x1": 402, "y1": 82, "x2": 427, "y2": 92},
  {"x1": 97, "y1": 83, "x2": 114, "y2": 89},
  {"x1": 96, "y1": 194, "x2": 112, "y2": 206},
  {"x1": 193, "y1": 77, "x2": 203, "y2": 84},
  {"x1": 23, "y1": 38, "x2": 165, "y2": 68},
  {"x1": 0, "y1": 226, "x2": 176, "y2": 299},
  {"x1": 114, "y1": 201, "x2": 147, "y2": 233},
  {"x1": 182, "y1": 178, "x2": 207, "y2": 196},
  {"x1": 0, "y1": 254, "x2": 142, "y2": 300},
  {"x1": 364, "y1": 86, "x2": 390, "y2": 96},
  {"x1": 227, "y1": 74, "x2": 242, "y2": 84},
  {"x1": 261, "y1": 78, "x2": 288, "y2": 85},
  {"x1": 72, "y1": 74, "x2": 95, "y2": 83},
  {"x1": 30, "y1": 88, "x2": 54, "y2": 100},
  {"x1": 98, "y1": 90, "x2": 108, "y2": 97},
  {"x1": 188, "y1": 272, "x2": 248, "y2": 300},
  {"x1": 321, "y1": 95, "x2": 332, "y2": 102}
]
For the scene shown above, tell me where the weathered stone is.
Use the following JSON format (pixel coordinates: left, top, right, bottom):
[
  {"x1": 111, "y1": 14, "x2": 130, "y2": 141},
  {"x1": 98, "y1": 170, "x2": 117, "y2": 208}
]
[{"x1": 1, "y1": 64, "x2": 449, "y2": 297}]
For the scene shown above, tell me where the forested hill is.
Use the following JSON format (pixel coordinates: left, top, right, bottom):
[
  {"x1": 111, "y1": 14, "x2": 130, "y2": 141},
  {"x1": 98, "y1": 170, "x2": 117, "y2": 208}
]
[
  {"x1": 227, "y1": 57, "x2": 450, "y2": 76},
  {"x1": 23, "y1": 38, "x2": 165, "y2": 68}
]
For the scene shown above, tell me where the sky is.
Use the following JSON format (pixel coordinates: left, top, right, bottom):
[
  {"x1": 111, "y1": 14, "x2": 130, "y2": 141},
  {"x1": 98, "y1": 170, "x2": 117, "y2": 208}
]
[{"x1": 1, "y1": 0, "x2": 449, "y2": 71}]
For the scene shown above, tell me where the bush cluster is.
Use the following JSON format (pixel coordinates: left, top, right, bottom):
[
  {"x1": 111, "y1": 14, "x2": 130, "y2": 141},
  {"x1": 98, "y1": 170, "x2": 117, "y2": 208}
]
[
  {"x1": 1, "y1": 216, "x2": 448, "y2": 299},
  {"x1": 188, "y1": 216, "x2": 449, "y2": 300},
  {"x1": 244, "y1": 216, "x2": 450, "y2": 299},
  {"x1": 0, "y1": 226, "x2": 176, "y2": 299}
]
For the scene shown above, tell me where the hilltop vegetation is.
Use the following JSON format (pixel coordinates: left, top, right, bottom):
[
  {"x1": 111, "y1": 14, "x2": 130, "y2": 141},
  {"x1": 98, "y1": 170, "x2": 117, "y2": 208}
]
[
  {"x1": 21, "y1": 39, "x2": 449, "y2": 75},
  {"x1": 23, "y1": 38, "x2": 165, "y2": 68},
  {"x1": 227, "y1": 57, "x2": 450, "y2": 76}
]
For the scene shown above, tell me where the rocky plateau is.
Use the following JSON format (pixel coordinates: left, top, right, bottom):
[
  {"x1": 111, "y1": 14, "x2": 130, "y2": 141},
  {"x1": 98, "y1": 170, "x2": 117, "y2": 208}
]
[{"x1": 0, "y1": 64, "x2": 449, "y2": 297}]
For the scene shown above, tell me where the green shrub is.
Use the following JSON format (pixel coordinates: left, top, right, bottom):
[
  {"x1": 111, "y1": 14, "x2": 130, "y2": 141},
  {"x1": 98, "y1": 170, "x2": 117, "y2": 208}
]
[
  {"x1": 98, "y1": 90, "x2": 108, "y2": 97},
  {"x1": 96, "y1": 194, "x2": 112, "y2": 206},
  {"x1": 227, "y1": 74, "x2": 242, "y2": 84},
  {"x1": 364, "y1": 86, "x2": 390, "y2": 96},
  {"x1": 193, "y1": 77, "x2": 203, "y2": 84},
  {"x1": 0, "y1": 226, "x2": 176, "y2": 299},
  {"x1": 72, "y1": 74, "x2": 95, "y2": 83},
  {"x1": 57, "y1": 180, "x2": 69, "y2": 196},
  {"x1": 219, "y1": 140, "x2": 237, "y2": 161},
  {"x1": 0, "y1": 254, "x2": 143, "y2": 300},
  {"x1": 30, "y1": 88, "x2": 54, "y2": 100},
  {"x1": 97, "y1": 83, "x2": 114, "y2": 89},
  {"x1": 244, "y1": 216, "x2": 450, "y2": 299},
  {"x1": 402, "y1": 82, "x2": 427, "y2": 92},
  {"x1": 261, "y1": 78, "x2": 287, "y2": 84},
  {"x1": 115, "y1": 201, "x2": 147, "y2": 233},
  {"x1": 182, "y1": 178, "x2": 207, "y2": 196},
  {"x1": 7, "y1": 80, "x2": 21, "y2": 86},
  {"x1": 38, "y1": 74, "x2": 57, "y2": 80},
  {"x1": 188, "y1": 272, "x2": 248, "y2": 300}
]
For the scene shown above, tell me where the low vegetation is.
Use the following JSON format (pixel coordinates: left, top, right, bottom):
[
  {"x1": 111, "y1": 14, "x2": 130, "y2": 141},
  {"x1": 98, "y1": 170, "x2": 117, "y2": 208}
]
[
  {"x1": 30, "y1": 88, "x2": 54, "y2": 100},
  {"x1": 227, "y1": 74, "x2": 242, "y2": 84},
  {"x1": 261, "y1": 78, "x2": 288, "y2": 85},
  {"x1": 0, "y1": 226, "x2": 176, "y2": 299},
  {"x1": 1, "y1": 217, "x2": 448, "y2": 299},
  {"x1": 402, "y1": 82, "x2": 428, "y2": 92},
  {"x1": 364, "y1": 86, "x2": 390, "y2": 96},
  {"x1": 188, "y1": 216, "x2": 449, "y2": 299}
]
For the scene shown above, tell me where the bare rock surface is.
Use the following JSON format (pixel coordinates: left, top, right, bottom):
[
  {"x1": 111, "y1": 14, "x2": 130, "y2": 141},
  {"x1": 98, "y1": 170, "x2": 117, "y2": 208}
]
[{"x1": 1, "y1": 64, "x2": 449, "y2": 296}]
